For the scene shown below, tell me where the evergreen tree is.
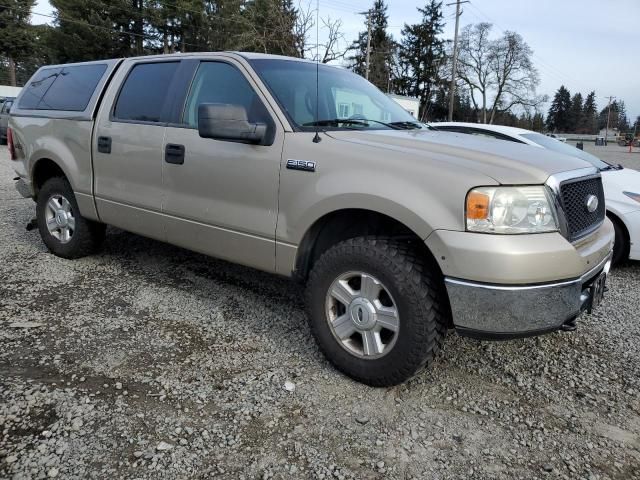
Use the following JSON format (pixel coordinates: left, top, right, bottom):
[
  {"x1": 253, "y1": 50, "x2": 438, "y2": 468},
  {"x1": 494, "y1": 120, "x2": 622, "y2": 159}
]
[
  {"x1": 48, "y1": 0, "x2": 138, "y2": 62},
  {"x1": 546, "y1": 85, "x2": 571, "y2": 132},
  {"x1": 617, "y1": 100, "x2": 629, "y2": 132},
  {"x1": 397, "y1": 1, "x2": 446, "y2": 120},
  {"x1": 207, "y1": 0, "x2": 245, "y2": 52},
  {"x1": 531, "y1": 112, "x2": 545, "y2": 132},
  {"x1": 0, "y1": 0, "x2": 37, "y2": 86},
  {"x1": 568, "y1": 92, "x2": 583, "y2": 133},
  {"x1": 597, "y1": 100, "x2": 628, "y2": 132},
  {"x1": 234, "y1": 0, "x2": 298, "y2": 56},
  {"x1": 348, "y1": 0, "x2": 395, "y2": 91},
  {"x1": 582, "y1": 91, "x2": 598, "y2": 134}
]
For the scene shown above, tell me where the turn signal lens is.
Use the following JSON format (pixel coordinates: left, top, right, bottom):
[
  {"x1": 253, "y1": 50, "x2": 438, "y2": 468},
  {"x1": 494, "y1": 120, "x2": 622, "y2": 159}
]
[{"x1": 466, "y1": 191, "x2": 490, "y2": 220}]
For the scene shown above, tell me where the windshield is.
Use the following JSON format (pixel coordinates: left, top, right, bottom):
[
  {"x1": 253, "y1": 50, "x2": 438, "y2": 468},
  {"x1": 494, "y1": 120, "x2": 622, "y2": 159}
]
[
  {"x1": 249, "y1": 59, "x2": 423, "y2": 131},
  {"x1": 521, "y1": 133, "x2": 612, "y2": 169}
]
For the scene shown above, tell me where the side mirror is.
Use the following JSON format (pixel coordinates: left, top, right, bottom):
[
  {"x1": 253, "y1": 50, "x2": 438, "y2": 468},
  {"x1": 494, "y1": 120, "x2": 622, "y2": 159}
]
[{"x1": 198, "y1": 103, "x2": 267, "y2": 144}]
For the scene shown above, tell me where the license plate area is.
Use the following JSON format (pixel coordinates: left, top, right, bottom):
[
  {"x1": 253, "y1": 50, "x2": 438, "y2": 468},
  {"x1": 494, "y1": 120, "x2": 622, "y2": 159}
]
[{"x1": 587, "y1": 271, "x2": 607, "y2": 313}]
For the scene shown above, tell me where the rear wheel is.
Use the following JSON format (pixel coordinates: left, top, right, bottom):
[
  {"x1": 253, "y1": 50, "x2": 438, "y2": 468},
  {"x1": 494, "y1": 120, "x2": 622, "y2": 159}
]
[
  {"x1": 306, "y1": 236, "x2": 449, "y2": 387},
  {"x1": 36, "y1": 177, "x2": 106, "y2": 259}
]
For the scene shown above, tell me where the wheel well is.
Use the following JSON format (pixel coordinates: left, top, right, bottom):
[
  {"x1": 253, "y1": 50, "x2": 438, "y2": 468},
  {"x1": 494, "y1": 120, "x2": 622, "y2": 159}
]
[
  {"x1": 294, "y1": 209, "x2": 438, "y2": 282},
  {"x1": 607, "y1": 211, "x2": 630, "y2": 253},
  {"x1": 32, "y1": 159, "x2": 66, "y2": 197}
]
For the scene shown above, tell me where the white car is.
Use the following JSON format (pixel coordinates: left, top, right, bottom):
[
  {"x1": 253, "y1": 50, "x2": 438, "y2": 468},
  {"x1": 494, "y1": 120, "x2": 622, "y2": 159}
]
[
  {"x1": 431, "y1": 122, "x2": 640, "y2": 264},
  {"x1": 546, "y1": 133, "x2": 567, "y2": 142}
]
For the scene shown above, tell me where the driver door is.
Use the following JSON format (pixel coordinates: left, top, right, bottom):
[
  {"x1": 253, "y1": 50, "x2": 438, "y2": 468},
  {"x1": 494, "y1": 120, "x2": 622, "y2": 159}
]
[{"x1": 161, "y1": 58, "x2": 284, "y2": 273}]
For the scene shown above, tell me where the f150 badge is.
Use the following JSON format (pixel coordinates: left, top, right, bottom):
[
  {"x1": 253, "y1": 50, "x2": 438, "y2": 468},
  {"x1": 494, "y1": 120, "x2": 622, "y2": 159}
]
[{"x1": 287, "y1": 159, "x2": 316, "y2": 172}]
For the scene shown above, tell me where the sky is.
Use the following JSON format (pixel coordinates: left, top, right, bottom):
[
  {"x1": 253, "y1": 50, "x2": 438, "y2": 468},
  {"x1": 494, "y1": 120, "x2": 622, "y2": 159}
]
[{"x1": 32, "y1": 0, "x2": 640, "y2": 122}]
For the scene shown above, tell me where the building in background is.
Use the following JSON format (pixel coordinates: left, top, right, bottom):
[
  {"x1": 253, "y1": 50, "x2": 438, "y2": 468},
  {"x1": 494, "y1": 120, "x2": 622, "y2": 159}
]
[
  {"x1": 387, "y1": 94, "x2": 420, "y2": 119},
  {"x1": 0, "y1": 86, "x2": 22, "y2": 98}
]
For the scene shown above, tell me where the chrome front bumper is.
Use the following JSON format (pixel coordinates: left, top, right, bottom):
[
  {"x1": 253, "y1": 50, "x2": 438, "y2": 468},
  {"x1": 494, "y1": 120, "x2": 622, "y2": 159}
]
[{"x1": 445, "y1": 252, "x2": 612, "y2": 339}]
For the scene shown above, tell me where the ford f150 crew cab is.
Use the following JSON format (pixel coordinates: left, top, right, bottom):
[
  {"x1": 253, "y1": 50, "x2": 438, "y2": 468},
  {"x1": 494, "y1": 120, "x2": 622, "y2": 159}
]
[{"x1": 8, "y1": 53, "x2": 614, "y2": 386}]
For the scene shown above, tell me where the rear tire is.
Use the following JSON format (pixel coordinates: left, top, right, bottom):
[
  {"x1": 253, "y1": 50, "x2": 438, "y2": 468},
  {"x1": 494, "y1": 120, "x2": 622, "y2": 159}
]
[
  {"x1": 306, "y1": 236, "x2": 449, "y2": 387},
  {"x1": 36, "y1": 177, "x2": 106, "y2": 259},
  {"x1": 611, "y1": 217, "x2": 629, "y2": 266}
]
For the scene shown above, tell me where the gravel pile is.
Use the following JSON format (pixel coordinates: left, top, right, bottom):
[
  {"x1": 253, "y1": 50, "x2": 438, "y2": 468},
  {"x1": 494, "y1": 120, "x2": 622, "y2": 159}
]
[{"x1": 1, "y1": 146, "x2": 639, "y2": 479}]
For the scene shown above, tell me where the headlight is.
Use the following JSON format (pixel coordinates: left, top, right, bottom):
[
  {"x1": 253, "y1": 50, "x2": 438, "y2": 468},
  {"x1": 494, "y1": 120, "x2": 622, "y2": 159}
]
[
  {"x1": 623, "y1": 191, "x2": 640, "y2": 204},
  {"x1": 466, "y1": 186, "x2": 558, "y2": 234}
]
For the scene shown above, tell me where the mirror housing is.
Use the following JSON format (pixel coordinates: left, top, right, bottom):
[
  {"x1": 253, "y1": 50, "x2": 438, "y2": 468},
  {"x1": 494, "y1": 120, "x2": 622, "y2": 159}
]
[{"x1": 198, "y1": 103, "x2": 267, "y2": 144}]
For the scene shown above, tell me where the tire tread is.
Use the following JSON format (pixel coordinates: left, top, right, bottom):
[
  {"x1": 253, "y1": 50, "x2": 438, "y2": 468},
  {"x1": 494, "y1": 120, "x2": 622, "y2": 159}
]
[{"x1": 306, "y1": 236, "x2": 449, "y2": 387}]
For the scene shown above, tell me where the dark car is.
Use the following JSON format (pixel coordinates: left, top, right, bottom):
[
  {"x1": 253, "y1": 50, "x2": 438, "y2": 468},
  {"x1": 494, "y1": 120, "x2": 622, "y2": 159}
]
[{"x1": 0, "y1": 97, "x2": 15, "y2": 144}]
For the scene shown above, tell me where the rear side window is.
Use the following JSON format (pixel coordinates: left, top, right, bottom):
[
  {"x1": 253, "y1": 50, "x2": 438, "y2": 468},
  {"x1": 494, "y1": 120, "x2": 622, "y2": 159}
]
[
  {"x1": 38, "y1": 64, "x2": 107, "y2": 111},
  {"x1": 18, "y1": 68, "x2": 61, "y2": 109},
  {"x1": 1, "y1": 101, "x2": 12, "y2": 114},
  {"x1": 18, "y1": 64, "x2": 106, "y2": 111},
  {"x1": 113, "y1": 62, "x2": 179, "y2": 123}
]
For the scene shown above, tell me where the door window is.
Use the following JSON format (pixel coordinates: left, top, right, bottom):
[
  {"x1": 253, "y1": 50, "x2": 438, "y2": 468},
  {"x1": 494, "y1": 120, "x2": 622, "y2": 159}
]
[
  {"x1": 113, "y1": 62, "x2": 179, "y2": 123},
  {"x1": 183, "y1": 62, "x2": 269, "y2": 129}
]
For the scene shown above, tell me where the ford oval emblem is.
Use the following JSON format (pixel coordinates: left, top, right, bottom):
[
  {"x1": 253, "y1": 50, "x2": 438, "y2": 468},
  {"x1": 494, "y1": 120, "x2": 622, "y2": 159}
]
[{"x1": 586, "y1": 195, "x2": 599, "y2": 213}]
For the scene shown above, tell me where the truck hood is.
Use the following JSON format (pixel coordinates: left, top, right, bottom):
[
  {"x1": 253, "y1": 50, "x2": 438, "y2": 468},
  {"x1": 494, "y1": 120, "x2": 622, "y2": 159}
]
[{"x1": 326, "y1": 129, "x2": 592, "y2": 184}]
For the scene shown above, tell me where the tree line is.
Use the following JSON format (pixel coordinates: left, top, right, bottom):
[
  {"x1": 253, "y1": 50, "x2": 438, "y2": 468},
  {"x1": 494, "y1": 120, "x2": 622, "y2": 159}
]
[
  {"x1": 546, "y1": 85, "x2": 638, "y2": 134},
  {"x1": 4, "y1": 0, "x2": 624, "y2": 131}
]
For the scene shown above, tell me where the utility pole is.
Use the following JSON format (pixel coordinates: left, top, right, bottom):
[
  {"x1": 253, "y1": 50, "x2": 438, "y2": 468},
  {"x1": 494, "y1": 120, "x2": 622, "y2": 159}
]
[
  {"x1": 604, "y1": 95, "x2": 615, "y2": 146},
  {"x1": 357, "y1": 10, "x2": 373, "y2": 80},
  {"x1": 365, "y1": 12, "x2": 372, "y2": 81},
  {"x1": 447, "y1": 0, "x2": 468, "y2": 121}
]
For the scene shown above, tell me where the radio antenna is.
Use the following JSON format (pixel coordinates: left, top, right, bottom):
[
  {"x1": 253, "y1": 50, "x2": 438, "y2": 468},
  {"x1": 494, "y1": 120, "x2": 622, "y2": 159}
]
[{"x1": 312, "y1": 0, "x2": 322, "y2": 143}]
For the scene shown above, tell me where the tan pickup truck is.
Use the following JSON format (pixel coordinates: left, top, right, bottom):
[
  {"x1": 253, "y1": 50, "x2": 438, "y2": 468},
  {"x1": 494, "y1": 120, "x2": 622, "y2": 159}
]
[{"x1": 8, "y1": 53, "x2": 613, "y2": 386}]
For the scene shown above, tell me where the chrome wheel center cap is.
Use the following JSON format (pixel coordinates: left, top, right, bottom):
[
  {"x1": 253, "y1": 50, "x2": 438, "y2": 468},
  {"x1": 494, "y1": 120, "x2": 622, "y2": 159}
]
[
  {"x1": 349, "y1": 298, "x2": 377, "y2": 330},
  {"x1": 55, "y1": 210, "x2": 69, "y2": 227}
]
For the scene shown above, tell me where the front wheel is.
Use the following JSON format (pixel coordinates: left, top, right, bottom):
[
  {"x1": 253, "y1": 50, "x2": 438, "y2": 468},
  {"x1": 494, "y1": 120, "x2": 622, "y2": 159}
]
[
  {"x1": 36, "y1": 177, "x2": 106, "y2": 259},
  {"x1": 611, "y1": 217, "x2": 629, "y2": 266},
  {"x1": 306, "y1": 237, "x2": 449, "y2": 387}
]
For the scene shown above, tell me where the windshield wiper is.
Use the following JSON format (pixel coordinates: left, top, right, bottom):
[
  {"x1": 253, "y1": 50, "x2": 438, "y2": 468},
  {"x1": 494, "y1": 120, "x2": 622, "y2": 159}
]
[
  {"x1": 388, "y1": 121, "x2": 424, "y2": 130},
  {"x1": 303, "y1": 118, "x2": 370, "y2": 128},
  {"x1": 600, "y1": 164, "x2": 623, "y2": 171},
  {"x1": 303, "y1": 118, "x2": 408, "y2": 130}
]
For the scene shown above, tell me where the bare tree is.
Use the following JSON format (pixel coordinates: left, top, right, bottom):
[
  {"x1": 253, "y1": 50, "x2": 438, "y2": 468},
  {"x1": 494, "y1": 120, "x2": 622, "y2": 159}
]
[
  {"x1": 456, "y1": 23, "x2": 494, "y2": 123},
  {"x1": 293, "y1": 1, "x2": 315, "y2": 58},
  {"x1": 295, "y1": 2, "x2": 348, "y2": 63},
  {"x1": 487, "y1": 31, "x2": 545, "y2": 123},
  {"x1": 456, "y1": 23, "x2": 542, "y2": 124},
  {"x1": 319, "y1": 17, "x2": 347, "y2": 63}
]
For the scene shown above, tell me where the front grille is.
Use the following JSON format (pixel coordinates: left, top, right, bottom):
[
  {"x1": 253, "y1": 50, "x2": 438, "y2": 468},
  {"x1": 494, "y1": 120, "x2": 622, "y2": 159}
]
[{"x1": 559, "y1": 176, "x2": 606, "y2": 241}]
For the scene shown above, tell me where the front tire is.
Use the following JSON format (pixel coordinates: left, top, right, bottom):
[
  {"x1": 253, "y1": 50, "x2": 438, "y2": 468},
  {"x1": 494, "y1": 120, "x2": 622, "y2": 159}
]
[
  {"x1": 306, "y1": 237, "x2": 449, "y2": 387},
  {"x1": 611, "y1": 217, "x2": 629, "y2": 266},
  {"x1": 36, "y1": 177, "x2": 106, "y2": 259}
]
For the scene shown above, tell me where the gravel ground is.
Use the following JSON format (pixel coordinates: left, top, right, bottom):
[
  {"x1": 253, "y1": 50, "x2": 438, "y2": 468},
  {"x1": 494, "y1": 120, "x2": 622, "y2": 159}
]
[{"x1": 1, "y1": 145, "x2": 639, "y2": 480}]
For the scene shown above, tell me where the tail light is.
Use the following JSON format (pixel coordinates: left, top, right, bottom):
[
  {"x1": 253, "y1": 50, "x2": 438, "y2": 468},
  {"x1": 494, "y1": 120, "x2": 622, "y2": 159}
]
[{"x1": 7, "y1": 127, "x2": 16, "y2": 160}]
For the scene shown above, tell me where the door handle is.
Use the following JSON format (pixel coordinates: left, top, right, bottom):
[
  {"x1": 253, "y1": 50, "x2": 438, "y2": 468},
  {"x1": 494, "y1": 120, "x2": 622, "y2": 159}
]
[
  {"x1": 97, "y1": 136, "x2": 111, "y2": 154},
  {"x1": 165, "y1": 144, "x2": 185, "y2": 165}
]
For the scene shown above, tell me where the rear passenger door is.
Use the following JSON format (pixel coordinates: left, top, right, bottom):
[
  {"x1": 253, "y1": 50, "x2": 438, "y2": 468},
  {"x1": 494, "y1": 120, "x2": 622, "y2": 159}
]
[
  {"x1": 93, "y1": 59, "x2": 185, "y2": 241},
  {"x1": 161, "y1": 58, "x2": 284, "y2": 272}
]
